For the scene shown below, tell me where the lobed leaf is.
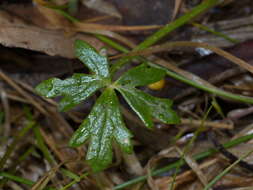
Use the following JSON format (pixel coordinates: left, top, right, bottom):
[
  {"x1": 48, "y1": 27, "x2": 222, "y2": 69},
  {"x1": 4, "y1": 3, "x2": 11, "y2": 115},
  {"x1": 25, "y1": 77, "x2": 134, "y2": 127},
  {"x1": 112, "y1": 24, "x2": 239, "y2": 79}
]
[
  {"x1": 116, "y1": 64, "x2": 166, "y2": 87},
  {"x1": 117, "y1": 87, "x2": 180, "y2": 128},
  {"x1": 35, "y1": 39, "x2": 180, "y2": 172},
  {"x1": 69, "y1": 88, "x2": 133, "y2": 171},
  {"x1": 74, "y1": 40, "x2": 110, "y2": 78},
  {"x1": 35, "y1": 74, "x2": 106, "y2": 111}
]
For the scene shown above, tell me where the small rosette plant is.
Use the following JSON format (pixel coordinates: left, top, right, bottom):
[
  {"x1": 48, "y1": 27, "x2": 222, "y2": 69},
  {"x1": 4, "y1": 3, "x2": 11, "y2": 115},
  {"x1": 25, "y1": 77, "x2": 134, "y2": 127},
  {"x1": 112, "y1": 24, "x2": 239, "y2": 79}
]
[{"x1": 35, "y1": 40, "x2": 180, "y2": 171}]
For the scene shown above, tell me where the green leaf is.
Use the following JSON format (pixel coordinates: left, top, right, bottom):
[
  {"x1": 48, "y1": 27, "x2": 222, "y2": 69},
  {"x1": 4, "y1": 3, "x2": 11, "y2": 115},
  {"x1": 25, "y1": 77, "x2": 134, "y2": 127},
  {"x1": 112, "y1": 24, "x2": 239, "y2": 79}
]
[
  {"x1": 117, "y1": 87, "x2": 180, "y2": 128},
  {"x1": 116, "y1": 64, "x2": 166, "y2": 87},
  {"x1": 75, "y1": 40, "x2": 110, "y2": 78},
  {"x1": 35, "y1": 74, "x2": 107, "y2": 111},
  {"x1": 36, "y1": 39, "x2": 113, "y2": 112},
  {"x1": 69, "y1": 88, "x2": 133, "y2": 172},
  {"x1": 35, "y1": 40, "x2": 180, "y2": 172}
]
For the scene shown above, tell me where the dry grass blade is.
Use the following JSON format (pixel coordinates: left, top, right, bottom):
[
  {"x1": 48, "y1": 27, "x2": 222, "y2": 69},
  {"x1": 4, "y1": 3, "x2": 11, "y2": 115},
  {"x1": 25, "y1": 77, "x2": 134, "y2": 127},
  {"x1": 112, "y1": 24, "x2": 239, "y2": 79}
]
[
  {"x1": 74, "y1": 22, "x2": 161, "y2": 32},
  {"x1": 39, "y1": 127, "x2": 85, "y2": 172},
  {"x1": 35, "y1": 5, "x2": 137, "y2": 49},
  {"x1": 203, "y1": 148, "x2": 253, "y2": 190},
  {"x1": 33, "y1": 0, "x2": 54, "y2": 7},
  {"x1": 0, "y1": 88, "x2": 10, "y2": 137},
  {"x1": 228, "y1": 106, "x2": 253, "y2": 120},
  {"x1": 0, "y1": 70, "x2": 48, "y2": 115},
  {"x1": 155, "y1": 158, "x2": 219, "y2": 190},
  {"x1": 174, "y1": 67, "x2": 245, "y2": 100},
  {"x1": 154, "y1": 57, "x2": 216, "y2": 89},
  {"x1": 180, "y1": 119, "x2": 233, "y2": 129},
  {"x1": 176, "y1": 147, "x2": 209, "y2": 188},
  {"x1": 229, "y1": 187, "x2": 253, "y2": 190},
  {"x1": 6, "y1": 93, "x2": 30, "y2": 103},
  {"x1": 78, "y1": 29, "x2": 136, "y2": 48},
  {"x1": 146, "y1": 148, "x2": 177, "y2": 190},
  {"x1": 36, "y1": 0, "x2": 161, "y2": 32},
  {"x1": 81, "y1": 0, "x2": 122, "y2": 18},
  {"x1": 81, "y1": 15, "x2": 114, "y2": 23},
  {"x1": 122, "y1": 153, "x2": 144, "y2": 176},
  {"x1": 36, "y1": 4, "x2": 71, "y2": 30},
  {"x1": 16, "y1": 80, "x2": 57, "y2": 107},
  {"x1": 117, "y1": 41, "x2": 253, "y2": 75},
  {"x1": 113, "y1": 44, "x2": 231, "y2": 110},
  {"x1": 172, "y1": 0, "x2": 183, "y2": 20},
  {"x1": 31, "y1": 164, "x2": 61, "y2": 190},
  {"x1": 149, "y1": 57, "x2": 253, "y2": 105},
  {"x1": 224, "y1": 84, "x2": 253, "y2": 92}
]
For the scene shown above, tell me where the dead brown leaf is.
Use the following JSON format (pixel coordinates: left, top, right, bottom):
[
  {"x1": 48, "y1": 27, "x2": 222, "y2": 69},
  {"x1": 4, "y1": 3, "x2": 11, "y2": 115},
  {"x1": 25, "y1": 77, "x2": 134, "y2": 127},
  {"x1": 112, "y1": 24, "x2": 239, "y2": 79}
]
[{"x1": 0, "y1": 10, "x2": 112, "y2": 58}]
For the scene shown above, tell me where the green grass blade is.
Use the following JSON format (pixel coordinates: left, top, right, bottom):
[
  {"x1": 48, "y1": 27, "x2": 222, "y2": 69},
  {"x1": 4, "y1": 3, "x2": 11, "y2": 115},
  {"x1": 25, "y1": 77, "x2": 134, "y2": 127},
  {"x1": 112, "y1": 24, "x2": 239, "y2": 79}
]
[
  {"x1": 135, "y1": 0, "x2": 220, "y2": 50},
  {"x1": 99, "y1": 34, "x2": 253, "y2": 105},
  {"x1": 113, "y1": 133, "x2": 253, "y2": 189},
  {"x1": 95, "y1": 34, "x2": 130, "y2": 53},
  {"x1": 203, "y1": 148, "x2": 253, "y2": 190},
  {"x1": 169, "y1": 105, "x2": 213, "y2": 190},
  {"x1": 159, "y1": 65, "x2": 253, "y2": 104},
  {"x1": 192, "y1": 22, "x2": 239, "y2": 44},
  {"x1": 61, "y1": 168, "x2": 80, "y2": 181},
  {"x1": 111, "y1": 0, "x2": 220, "y2": 73},
  {"x1": 0, "y1": 121, "x2": 35, "y2": 169},
  {"x1": 0, "y1": 111, "x2": 4, "y2": 125},
  {"x1": 0, "y1": 172, "x2": 55, "y2": 190},
  {"x1": 0, "y1": 146, "x2": 35, "y2": 188},
  {"x1": 60, "y1": 172, "x2": 88, "y2": 190},
  {"x1": 33, "y1": 126, "x2": 55, "y2": 164},
  {"x1": 0, "y1": 172, "x2": 34, "y2": 186}
]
